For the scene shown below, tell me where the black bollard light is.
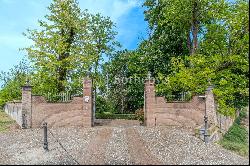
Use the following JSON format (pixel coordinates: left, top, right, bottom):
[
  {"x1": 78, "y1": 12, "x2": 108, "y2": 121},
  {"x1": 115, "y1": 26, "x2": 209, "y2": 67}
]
[
  {"x1": 43, "y1": 122, "x2": 48, "y2": 151},
  {"x1": 22, "y1": 114, "x2": 26, "y2": 129},
  {"x1": 204, "y1": 114, "x2": 209, "y2": 144},
  {"x1": 198, "y1": 95, "x2": 209, "y2": 144}
]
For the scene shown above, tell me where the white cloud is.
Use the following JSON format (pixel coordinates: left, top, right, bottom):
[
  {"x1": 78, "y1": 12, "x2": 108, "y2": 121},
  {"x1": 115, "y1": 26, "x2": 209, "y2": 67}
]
[
  {"x1": 79, "y1": 0, "x2": 143, "y2": 22},
  {"x1": 110, "y1": 0, "x2": 142, "y2": 21},
  {"x1": 78, "y1": 0, "x2": 146, "y2": 49}
]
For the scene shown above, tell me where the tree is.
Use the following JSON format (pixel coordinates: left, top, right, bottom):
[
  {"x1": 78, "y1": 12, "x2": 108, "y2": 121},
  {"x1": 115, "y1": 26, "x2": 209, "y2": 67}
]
[
  {"x1": 86, "y1": 13, "x2": 120, "y2": 116},
  {"x1": 100, "y1": 50, "x2": 129, "y2": 113},
  {"x1": 0, "y1": 59, "x2": 31, "y2": 108},
  {"x1": 161, "y1": 0, "x2": 249, "y2": 116},
  {"x1": 105, "y1": 0, "x2": 249, "y2": 116},
  {"x1": 144, "y1": 0, "x2": 223, "y2": 55},
  {"x1": 23, "y1": 0, "x2": 93, "y2": 93},
  {"x1": 100, "y1": 50, "x2": 146, "y2": 113},
  {"x1": 23, "y1": 0, "x2": 119, "y2": 97}
]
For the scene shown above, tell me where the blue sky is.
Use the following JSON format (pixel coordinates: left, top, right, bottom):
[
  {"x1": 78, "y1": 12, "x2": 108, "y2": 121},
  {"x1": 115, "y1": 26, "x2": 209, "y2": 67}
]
[{"x1": 0, "y1": 0, "x2": 148, "y2": 73}]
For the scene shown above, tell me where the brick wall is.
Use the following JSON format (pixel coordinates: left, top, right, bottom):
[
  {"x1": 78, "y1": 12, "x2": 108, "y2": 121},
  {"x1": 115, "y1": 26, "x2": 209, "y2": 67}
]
[
  {"x1": 4, "y1": 77, "x2": 93, "y2": 129},
  {"x1": 31, "y1": 96, "x2": 84, "y2": 128},
  {"x1": 153, "y1": 96, "x2": 205, "y2": 127},
  {"x1": 144, "y1": 79, "x2": 236, "y2": 142},
  {"x1": 144, "y1": 79, "x2": 217, "y2": 128},
  {"x1": 31, "y1": 77, "x2": 93, "y2": 128}
]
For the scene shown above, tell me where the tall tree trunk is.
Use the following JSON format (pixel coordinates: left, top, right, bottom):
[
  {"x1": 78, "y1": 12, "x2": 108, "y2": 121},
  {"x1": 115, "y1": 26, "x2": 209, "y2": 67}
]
[
  {"x1": 191, "y1": 0, "x2": 199, "y2": 55},
  {"x1": 58, "y1": 62, "x2": 67, "y2": 92},
  {"x1": 57, "y1": 28, "x2": 75, "y2": 92},
  {"x1": 187, "y1": 30, "x2": 192, "y2": 55}
]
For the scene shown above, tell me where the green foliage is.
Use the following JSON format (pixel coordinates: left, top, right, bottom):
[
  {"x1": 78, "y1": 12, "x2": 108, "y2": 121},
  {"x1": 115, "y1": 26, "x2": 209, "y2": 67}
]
[
  {"x1": 135, "y1": 108, "x2": 144, "y2": 123},
  {"x1": 100, "y1": 50, "x2": 146, "y2": 114},
  {"x1": 235, "y1": 109, "x2": 247, "y2": 125},
  {"x1": 143, "y1": 0, "x2": 224, "y2": 56},
  {"x1": 1, "y1": 0, "x2": 248, "y2": 119},
  {"x1": 105, "y1": 0, "x2": 230, "y2": 113},
  {"x1": 0, "y1": 81, "x2": 22, "y2": 108},
  {"x1": 0, "y1": 60, "x2": 31, "y2": 108},
  {"x1": 96, "y1": 96, "x2": 115, "y2": 114},
  {"x1": 1, "y1": 0, "x2": 119, "y2": 108},
  {"x1": 223, "y1": 123, "x2": 248, "y2": 144},
  {"x1": 150, "y1": 0, "x2": 249, "y2": 116},
  {"x1": 219, "y1": 109, "x2": 249, "y2": 156},
  {"x1": 23, "y1": 0, "x2": 119, "y2": 94},
  {"x1": 99, "y1": 0, "x2": 248, "y2": 116},
  {"x1": 219, "y1": 140, "x2": 248, "y2": 157},
  {"x1": 162, "y1": 53, "x2": 248, "y2": 116},
  {"x1": 23, "y1": 0, "x2": 89, "y2": 92}
]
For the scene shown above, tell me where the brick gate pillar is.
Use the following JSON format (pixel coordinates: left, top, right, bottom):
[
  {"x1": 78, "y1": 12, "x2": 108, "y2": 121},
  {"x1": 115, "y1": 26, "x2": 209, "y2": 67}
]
[
  {"x1": 144, "y1": 77, "x2": 156, "y2": 127},
  {"x1": 205, "y1": 86, "x2": 218, "y2": 126},
  {"x1": 21, "y1": 82, "x2": 32, "y2": 128},
  {"x1": 83, "y1": 77, "x2": 93, "y2": 127}
]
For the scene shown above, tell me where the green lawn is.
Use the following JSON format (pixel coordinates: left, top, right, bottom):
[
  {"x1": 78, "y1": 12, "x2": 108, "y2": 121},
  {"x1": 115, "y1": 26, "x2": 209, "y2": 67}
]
[
  {"x1": 219, "y1": 109, "x2": 249, "y2": 157},
  {"x1": 0, "y1": 110, "x2": 15, "y2": 133}
]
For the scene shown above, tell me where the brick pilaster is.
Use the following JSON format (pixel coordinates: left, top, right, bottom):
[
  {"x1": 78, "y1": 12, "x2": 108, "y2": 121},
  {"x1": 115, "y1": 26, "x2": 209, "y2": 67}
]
[
  {"x1": 144, "y1": 79, "x2": 156, "y2": 127},
  {"x1": 83, "y1": 77, "x2": 93, "y2": 127},
  {"x1": 21, "y1": 85, "x2": 32, "y2": 128}
]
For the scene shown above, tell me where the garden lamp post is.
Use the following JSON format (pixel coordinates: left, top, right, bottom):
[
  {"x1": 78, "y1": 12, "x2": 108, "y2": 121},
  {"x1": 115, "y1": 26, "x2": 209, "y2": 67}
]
[
  {"x1": 43, "y1": 122, "x2": 48, "y2": 151},
  {"x1": 204, "y1": 100, "x2": 209, "y2": 144},
  {"x1": 198, "y1": 94, "x2": 208, "y2": 143}
]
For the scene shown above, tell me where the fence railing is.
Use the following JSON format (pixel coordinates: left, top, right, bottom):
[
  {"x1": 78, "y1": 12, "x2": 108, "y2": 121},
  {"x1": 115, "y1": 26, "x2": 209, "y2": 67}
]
[
  {"x1": 44, "y1": 91, "x2": 73, "y2": 102},
  {"x1": 164, "y1": 92, "x2": 192, "y2": 101}
]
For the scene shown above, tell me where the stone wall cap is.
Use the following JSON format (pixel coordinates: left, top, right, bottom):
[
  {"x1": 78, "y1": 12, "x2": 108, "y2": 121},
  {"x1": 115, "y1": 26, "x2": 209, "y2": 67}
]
[
  {"x1": 83, "y1": 79, "x2": 92, "y2": 83},
  {"x1": 7, "y1": 100, "x2": 22, "y2": 103},
  {"x1": 144, "y1": 79, "x2": 155, "y2": 83},
  {"x1": 206, "y1": 85, "x2": 214, "y2": 91}
]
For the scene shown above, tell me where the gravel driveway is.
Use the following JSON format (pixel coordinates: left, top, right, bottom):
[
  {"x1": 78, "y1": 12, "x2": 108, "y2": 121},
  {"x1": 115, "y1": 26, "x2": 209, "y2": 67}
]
[{"x1": 0, "y1": 125, "x2": 248, "y2": 165}]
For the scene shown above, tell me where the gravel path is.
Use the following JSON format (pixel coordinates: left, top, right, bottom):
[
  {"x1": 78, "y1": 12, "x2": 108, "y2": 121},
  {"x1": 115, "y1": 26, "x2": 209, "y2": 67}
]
[
  {"x1": 0, "y1": 128, "x2": 75, "y2": 165},
  {"x1": 104, "y1": 127, "x2": 132, "y2": 165},
  {"x1": 0, "y1": 125, "x2": 248, "y2": 165},
  {"x1": 80, "y1": 128, "x2": 112, "y2": 165},
  {"x1": 126, "y1": 127, "x2": 162, "y2": 165},
  {"x1": 48, "y1": 127, "x2": 97, "y2": 164},
  {"x1": 136, "y1": 126, "x2": 249, "y2": 165}
]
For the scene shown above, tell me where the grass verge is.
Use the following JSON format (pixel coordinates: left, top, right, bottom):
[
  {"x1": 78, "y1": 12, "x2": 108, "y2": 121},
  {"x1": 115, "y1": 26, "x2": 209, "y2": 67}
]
[
  {"x1": 0, "y1": 110, "x2": 15, "y2": 133},
  {"x1": 219, "y1": 109, "x2": 249, "y2": 157}
]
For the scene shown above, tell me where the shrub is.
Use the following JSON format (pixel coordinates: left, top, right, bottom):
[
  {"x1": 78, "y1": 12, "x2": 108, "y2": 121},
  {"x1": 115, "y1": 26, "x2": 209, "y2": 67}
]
[
  {"x1": 135, "y1": 108, "x2": 144, "y2": 123},
  {"x1": 96, "y1": 96, "x2": 115, "y2": 114},
  {"x1": 223, "y1": 123, "x2": 248, "y2": 144},
  {"x1": 95, "y1": 112, "x2": 136, "y2": 120},
  {"x1": 219, "y1": 109, "x2": 249, "y2": 157},
  {"x1": 220, "y1": 140, "x2": 248, "y2": 156}
]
